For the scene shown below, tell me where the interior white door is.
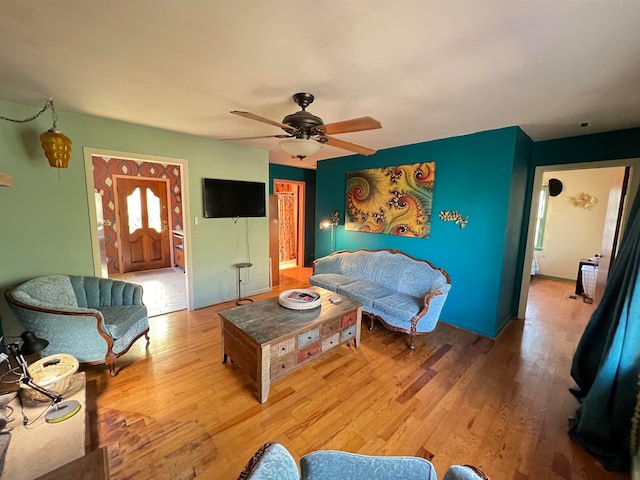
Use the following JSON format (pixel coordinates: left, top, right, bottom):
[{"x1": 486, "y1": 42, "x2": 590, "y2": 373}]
[{"x1": 594, "y1": 167, "x2": 629, "y2": 305}]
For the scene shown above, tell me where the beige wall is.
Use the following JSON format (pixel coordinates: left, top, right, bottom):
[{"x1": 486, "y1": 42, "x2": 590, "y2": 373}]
[{"x1": 536, "y1": 167, "x2": 624, "y2": 279}]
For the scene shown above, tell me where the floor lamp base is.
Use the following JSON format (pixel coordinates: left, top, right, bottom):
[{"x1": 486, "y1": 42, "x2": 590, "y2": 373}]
[{"x1": 45, "y1": 399, "x2": 81, "y2": 424}]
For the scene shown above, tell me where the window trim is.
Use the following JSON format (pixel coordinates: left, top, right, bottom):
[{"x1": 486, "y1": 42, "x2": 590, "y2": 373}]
[{"x1": 534, "y1": 185, "x2": 549, "y2": 251}]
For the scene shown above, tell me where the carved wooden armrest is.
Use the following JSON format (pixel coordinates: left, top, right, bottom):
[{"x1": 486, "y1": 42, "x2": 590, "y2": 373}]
[{"x1": 410, "y1": 290, "x2": 444, "y2": 331}]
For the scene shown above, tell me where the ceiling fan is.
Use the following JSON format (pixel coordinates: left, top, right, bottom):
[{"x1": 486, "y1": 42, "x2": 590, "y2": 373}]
[{"x1": 224, "y1": 93, "x2": 381, "y2": 159}]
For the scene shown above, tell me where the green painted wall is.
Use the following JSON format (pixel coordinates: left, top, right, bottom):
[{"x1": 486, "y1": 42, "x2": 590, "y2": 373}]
[
  {"x1": 0, "y1": 100, "x2": 270, "y2": 336},
  {"x1": 315, "y1": 127, "x2": 530, "y2": 337},
  {"x1": 268, "y1": 164, "x2": 316, "y2": 266}
]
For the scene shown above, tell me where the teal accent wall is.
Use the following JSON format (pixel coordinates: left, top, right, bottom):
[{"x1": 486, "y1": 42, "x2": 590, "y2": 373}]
[
  {"x1": 497, "y1": 128, "x2": 533, "y2": 333},
  {"x1": 268, "y1": 164, "x2": 316, "y2": 266},
  {"x1": 532, "y1": 127, "x2": 640, "y2": 166},
  {"x1": 0, "y1": 100, "x2": 270, "y2": 336},
  {"x1": 315, "y1": 127, "x2": 531, "y2": 337}
]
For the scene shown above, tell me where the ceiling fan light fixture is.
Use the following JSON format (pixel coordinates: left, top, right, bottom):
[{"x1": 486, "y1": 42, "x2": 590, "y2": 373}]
[{"x1": 279, "y1": 138, "x2": 322, "y2": 160}]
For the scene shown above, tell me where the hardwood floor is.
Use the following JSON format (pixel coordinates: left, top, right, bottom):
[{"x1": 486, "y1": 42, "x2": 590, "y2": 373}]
[{"x1": 82, "y1": 271, "x2": 630, "y2": 479}]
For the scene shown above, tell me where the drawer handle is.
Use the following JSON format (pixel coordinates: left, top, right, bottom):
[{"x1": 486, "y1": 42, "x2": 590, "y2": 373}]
[
  {"x1": 307, "y1": 352, "x2": 313, "y2": 357},
  {"x1": 281, "y1": 364, "x2": 286, "y2": 369},
  {"x1": 307, "y1": 336, "x2": 312, "y2": 340},
  {"x1": 281, "y1": 347, "x2": 286, "y2": 351}
]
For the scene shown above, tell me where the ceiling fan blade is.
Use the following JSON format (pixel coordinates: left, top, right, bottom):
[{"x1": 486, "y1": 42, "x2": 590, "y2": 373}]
[
  {"x1": 321, "y1": 136, "x2": 377, "y2": 156},
  {"x1": 320, "y1": 117, "x2": 381, "y2": 135},
  {"x1": 221, "y1": 134, "x2": 290, "y2": 141},
  {"x1": 230, "y1": 111, "x2": 294, "y2": 131}
]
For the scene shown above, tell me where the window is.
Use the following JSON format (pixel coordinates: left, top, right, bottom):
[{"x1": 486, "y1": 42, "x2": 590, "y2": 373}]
[{"x1": 534, "y1": 185, "x2": 549, "y2": 250}]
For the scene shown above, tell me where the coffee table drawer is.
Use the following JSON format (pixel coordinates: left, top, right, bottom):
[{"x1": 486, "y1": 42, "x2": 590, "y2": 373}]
[
  {"x1": 321, "y1": 332, "x2": 340, "y2": 352},
  {"x1": 341, "y1": 310, "x2": 358, "y2": 328},
  {"x1": 341, "y1": 325, "x2": 356, "y2": 343},
  {"x1": 298, "y1": 343, "x2": 320, "y2": 363},
  {"x1": 271, "y1": 337, "x2": 296, "y2": 359},
  {"x1": 321, "y1": 318, "x2": 341, "y2": 337},
  {"x1": 298, "y1": 327, "x2": 320, "y2": 348},
  {"x1": 271, "y1": 353, "x2": 297, "y2": 380}
]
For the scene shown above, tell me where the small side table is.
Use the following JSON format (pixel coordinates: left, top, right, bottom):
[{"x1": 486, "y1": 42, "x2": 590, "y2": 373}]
[{"x1": 234, "y1": 262, "x2": 253, "y2": 306}]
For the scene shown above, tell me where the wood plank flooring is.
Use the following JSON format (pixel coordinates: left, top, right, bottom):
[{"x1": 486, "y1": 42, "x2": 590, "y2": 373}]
[{"x1": 82, "y1": 271, "x2": 631, "y2": 479}]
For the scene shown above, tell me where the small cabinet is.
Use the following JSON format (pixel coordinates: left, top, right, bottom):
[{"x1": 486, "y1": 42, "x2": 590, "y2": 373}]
[{"x1": 173, "y1": 231, "x2": 185, "y2": 270}]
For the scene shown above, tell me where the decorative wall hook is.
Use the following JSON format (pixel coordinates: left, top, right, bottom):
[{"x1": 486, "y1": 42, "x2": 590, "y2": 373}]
[{"x1": 439, "y1": 210, "x2": 469, "y2": 229}]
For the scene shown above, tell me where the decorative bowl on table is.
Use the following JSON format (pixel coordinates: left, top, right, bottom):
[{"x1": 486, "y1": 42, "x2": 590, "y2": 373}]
[{"x1": 278, "y1": 289, "x2": 322, "y2": 310}]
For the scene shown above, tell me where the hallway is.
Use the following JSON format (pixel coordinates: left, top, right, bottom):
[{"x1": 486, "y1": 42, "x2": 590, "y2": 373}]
[{"x1": 111, "y1": 267, "x2": 187, "y2": 317}]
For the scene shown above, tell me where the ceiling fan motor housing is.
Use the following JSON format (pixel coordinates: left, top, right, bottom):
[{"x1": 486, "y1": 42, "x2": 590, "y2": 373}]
[{"x1": 282, "y1": 111, "x2": 324, "y2": 138}]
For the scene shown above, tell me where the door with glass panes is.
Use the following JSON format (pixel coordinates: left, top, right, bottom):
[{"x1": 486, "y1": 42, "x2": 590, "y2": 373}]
[{"x1": 115, "y1": 177, "x2": 171, "y2": 272}]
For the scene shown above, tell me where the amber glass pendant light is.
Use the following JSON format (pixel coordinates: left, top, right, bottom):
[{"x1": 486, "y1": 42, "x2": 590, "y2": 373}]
[{"x1": 0, "y1": 97, "x2": 73, "y2": 169}]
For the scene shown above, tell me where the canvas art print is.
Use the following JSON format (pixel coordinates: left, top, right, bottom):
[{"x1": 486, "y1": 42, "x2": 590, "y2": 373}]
[{"x1": 345, "y1": 162, "x2": 435, "y2": 238}]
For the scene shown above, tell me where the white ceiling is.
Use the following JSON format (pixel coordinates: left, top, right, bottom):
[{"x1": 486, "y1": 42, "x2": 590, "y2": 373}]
[{"x1": 1, "y1": 1, "x2": 640, "y2": 170}]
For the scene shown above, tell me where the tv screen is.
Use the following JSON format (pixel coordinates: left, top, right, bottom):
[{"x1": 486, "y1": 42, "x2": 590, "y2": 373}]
[{"x1": 203, "y1": 178, "x2": 266, "y2": 218}]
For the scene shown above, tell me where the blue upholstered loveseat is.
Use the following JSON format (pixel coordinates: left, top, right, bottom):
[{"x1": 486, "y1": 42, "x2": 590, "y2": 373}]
[
  {"x1": 6, "y1": 275, "x2": 150, "y2": 376},
  {"x1": 238, "y1": 441, "x2": 488, "y2": 480},
  {"x1": 310, "y1": 249, "x2": 451, "y2": 349}
]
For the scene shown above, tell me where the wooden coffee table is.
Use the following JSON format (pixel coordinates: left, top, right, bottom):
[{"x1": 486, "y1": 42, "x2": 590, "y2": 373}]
[{"x1": 219, "y1": 286, "x2": 362, "y2": 403}]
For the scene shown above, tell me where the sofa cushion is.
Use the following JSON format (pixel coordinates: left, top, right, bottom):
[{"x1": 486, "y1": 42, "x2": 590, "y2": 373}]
[
  {"x1": 309, "y1": 273, "x2": 355, "y2": 292},
  {"x1": 99, "y1": 305, "x2": 148, "y2": 339},
  {"x1": 397, "y1": 260, "x2": 447, "y2": 297},
  {"x1": 70, "y1": 276, "x2": 143, "y2": 308},
  {"x1": 301, "y1": 450, "x2": 436, "y2": 480},
  {"x1": 13, "y1": 275, "x2": 78, "y2": 307},
  {"x1": 312, "y1": 254, "x2": 344, "y2": 275},
  {"x1": 337, "y1": 280, "x2": 394, "y2": 307},
  {"x1": 367, "y1": 251, "x2": 407, "y2": 289},
  {"x1": 373, "y1": 293, "x2": 423, "y2": 324},
  {"x1": 341, "y1": 250, "x2": 379, "y2": 280}
]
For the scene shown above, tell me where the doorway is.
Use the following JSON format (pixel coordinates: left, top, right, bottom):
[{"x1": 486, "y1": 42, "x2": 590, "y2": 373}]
[
  {"x1": 518, "y1": 158, "x2": 640, "y2": 318},
  {"x1": 114, "y1": 176, "x2": 171, "y2": 273},
  {"x1": 274, "y1": 180, "x2": 306, "y2": 270},
  {"x1": 83, "y1": 148, "x2": 193, "y2": 315}
]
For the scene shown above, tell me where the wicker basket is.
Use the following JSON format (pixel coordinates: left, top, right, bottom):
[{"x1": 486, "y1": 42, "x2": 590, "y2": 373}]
[{"x1": 20, "y1": 354, "x2": 79, "y2": 403}]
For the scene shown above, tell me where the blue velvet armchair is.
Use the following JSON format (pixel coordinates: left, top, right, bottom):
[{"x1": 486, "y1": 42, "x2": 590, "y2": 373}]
[
  {"x1": 5, "y1": 275, "x2": 150, "y2": 376},
  {"x1": 238, "y1": 442, "x2": 489, "y2": 480}
]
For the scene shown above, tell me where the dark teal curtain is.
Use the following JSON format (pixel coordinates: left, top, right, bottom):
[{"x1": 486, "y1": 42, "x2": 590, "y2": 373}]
[{"x1": 569, "y1": 189, "x2": 640, "y2": 471}]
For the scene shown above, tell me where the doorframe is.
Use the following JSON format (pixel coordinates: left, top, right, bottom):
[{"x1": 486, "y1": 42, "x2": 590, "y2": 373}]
[
  {"x1": 273, "y1": 179, "x2": 306, "y2": 268},
  {"x1": 83, "y1": 147, "x2": 194, "y2": 311},
  {"x1": 113, "y1": 175, "x2": 172, "y2": 273},
  {"x1": 517, "y1": 157, "x2": 640, "y2": 318}
]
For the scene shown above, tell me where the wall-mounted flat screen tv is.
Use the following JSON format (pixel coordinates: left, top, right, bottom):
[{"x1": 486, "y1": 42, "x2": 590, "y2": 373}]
[{"x1": 203, "y1": 178, "x2": 266, "y2": 218}]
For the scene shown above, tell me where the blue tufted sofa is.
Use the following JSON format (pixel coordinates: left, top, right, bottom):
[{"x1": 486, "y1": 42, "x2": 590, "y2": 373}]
[
  {"x1": 310, "y1": 249, "x2": 451, "y2": 349},
  {"x1": 6, "y1": 275, "x2": 150, "y2": 376},
  {"x1": 238, "y1": 441, "x2": 489, "y2": 480}
]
